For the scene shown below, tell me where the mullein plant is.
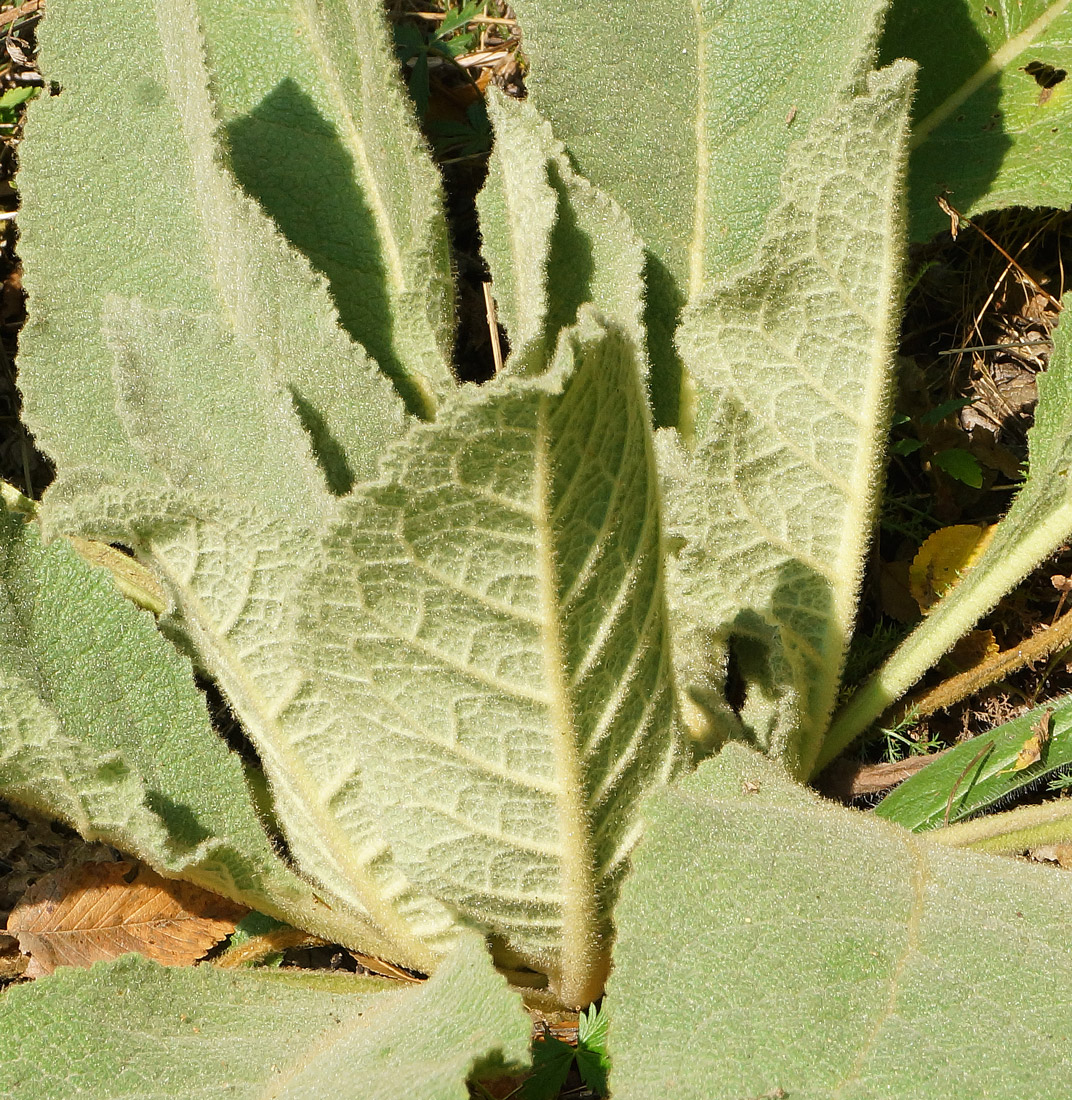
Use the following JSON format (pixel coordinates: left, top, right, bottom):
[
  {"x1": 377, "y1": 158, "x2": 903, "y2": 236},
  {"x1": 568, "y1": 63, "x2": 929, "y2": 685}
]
[{"x1": 2, "y1": 0, "x2": 1072, "y2": 1096}]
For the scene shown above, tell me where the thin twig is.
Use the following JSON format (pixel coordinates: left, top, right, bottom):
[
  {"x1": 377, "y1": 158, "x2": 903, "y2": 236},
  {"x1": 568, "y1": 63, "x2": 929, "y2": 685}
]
[
  {"x1": 483, "y1": 282, "x2": 503, "y2": 373},
  {"x1": 0, "y1": 0, "x2": 42, "y2": 31},
  {"x1": 944, "y1": 741, "x2": 995, "y2": 826}
]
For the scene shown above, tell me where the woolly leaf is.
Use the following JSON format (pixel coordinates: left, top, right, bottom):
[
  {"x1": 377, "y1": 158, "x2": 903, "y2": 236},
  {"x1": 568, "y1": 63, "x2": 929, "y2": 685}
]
[
  {"x1": 666, "y1": 63, "x2": 914, "y2": 777},
  {"x1": 298, "y1": 310, "x2": 682, "y2": 1007},
  {"x1": 17, "y1": 0, "x2": 407, "y2": 507},
  {"x1": 477, "y1": 92, "x2": 645, "y2": 374},
  {"x1": 0, "y1": 511, "x2": 378, "y2": 952},
  {"x1": 200, "y1": 0, "x2": 456, "y2": 416},
  {"x1": 38, "y1": 487, "x2": 459, "y2": 974},
  {"x1": 608, "y1": 743, "x2": 1072, "y2": 1099},
  {"x1": 0, "y1": 933, "x2": 529, "y2": 1100},
  {"x1": 508, "y1": 0, "x2": 893, "y2": 422}
]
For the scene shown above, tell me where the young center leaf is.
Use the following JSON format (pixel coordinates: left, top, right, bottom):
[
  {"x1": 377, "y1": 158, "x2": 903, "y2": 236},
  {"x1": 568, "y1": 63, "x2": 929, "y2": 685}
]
[
  {"x1": 476, "y1": 91, "x2": 646, "y2": 375},
  {"x1": 297, "y1": 309, "x2": 682, "y2": 1008},
  {"x1": 665, "y1": 62, "x2": 915, "y2": 778},
  {"x1": 608, "y1": 743, "x2": 1072, "y2": 1099},
  {"x1": 0, "y1": 932, "x2": 529, "y2": 1100}
]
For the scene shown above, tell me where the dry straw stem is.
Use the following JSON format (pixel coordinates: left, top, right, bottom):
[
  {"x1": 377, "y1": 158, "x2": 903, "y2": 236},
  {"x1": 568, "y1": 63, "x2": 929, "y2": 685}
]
[{"x1": 892, "y1": 603, "x2": 1072, "y2": 723}]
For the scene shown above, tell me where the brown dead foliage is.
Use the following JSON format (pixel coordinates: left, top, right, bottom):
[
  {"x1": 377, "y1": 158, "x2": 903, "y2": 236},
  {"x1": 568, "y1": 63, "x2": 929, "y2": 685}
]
[{"x1": 7, "y1": 860, "x2": 246, "y2": 977}]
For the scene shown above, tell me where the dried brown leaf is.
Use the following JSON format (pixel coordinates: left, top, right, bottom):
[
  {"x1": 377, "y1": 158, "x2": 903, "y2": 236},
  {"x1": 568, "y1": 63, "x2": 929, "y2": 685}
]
[{"x1": 7, "y1": 861, "x2": 246, "y2": 977}]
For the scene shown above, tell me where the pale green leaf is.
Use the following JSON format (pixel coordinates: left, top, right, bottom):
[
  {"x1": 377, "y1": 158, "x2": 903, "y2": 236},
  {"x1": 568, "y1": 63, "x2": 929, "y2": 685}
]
[
  {"x1": 822, "y1": 296, "x2": 1072, "y2": 770},
  {"x1": 200, "y1": 0, "x2": 456, "y2": 416},
  {"x1": 0, "y1": 510, "x2": 374, "y2": 950},
  {"x1": 18, "y1": 0, "x2": 406, "y2": 504},
  {"x1": 38, "y1": 485, "x2": 459, "y2": 973},
  {"x1": 477, "y1": 92, "x2": 645, "y2": 374},
  {"x1": 881, "y1": 0, "x2": 1072, "y2": 242},
  {"x1": 0, "y1": 934, "x2": 529, "y2": 1100},
  {"x1": 667, "y1": 63, "x2": 914, "y2": 778},
  {"x1": 297, "y1": 310, "x2": 682, "y2": 1007},
  {"x1": 508, "y1": 0, "x2": 891, "y2": 422},
  {"x1": 608, "y1": 742, "x2": 1072, "y2": 1099}
]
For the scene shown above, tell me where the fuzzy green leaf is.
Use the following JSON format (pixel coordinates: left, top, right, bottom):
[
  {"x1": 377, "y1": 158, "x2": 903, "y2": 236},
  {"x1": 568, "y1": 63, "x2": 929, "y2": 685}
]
[
  {"x1": 199, "y1": 0, "x2": 455, "y2": 416},
  {"x1": 666, "y1": 63, "x2": 914, "y2": 778},
  {"x1": 0, "y1": 510, "x2": 373, "y2": 947},
  {"x1": 298, "y1": 310, "x2": 682, "y2": 1007},
  {"x1": 508, "y1": 0, "x2": 892, "y2": 422},
  {"x1": 608, "y1": 743, "x2": 1072, "y2": 1099},
  {"x1": 823, "y1": 296, "x2": 1072, "y2": 770},
  {"x1": 0, "y1": 933, "x2": 529, "y2": 1100},
  {"x1": 38, "y1": 486, "x2": 459, "y2": 973},
  {"x1": 477, "y1": 92, "x2": 645, "y2": 374},
  {"x1": 882, "y1": 0, "x2": 1072, "y2": 242},
  {"x1": 18, "y1": 0, "x2": 407, "y2": 504}
]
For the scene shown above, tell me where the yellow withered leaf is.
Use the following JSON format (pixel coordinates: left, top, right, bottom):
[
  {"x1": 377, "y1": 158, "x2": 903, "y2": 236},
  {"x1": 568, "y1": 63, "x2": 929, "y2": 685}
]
[
  {"x1": 1003, "y1": 709, "x2": 1053, "y2": 775},
  {"x1": 909, "y1": 524, "x2": 995, "y2": 613}
]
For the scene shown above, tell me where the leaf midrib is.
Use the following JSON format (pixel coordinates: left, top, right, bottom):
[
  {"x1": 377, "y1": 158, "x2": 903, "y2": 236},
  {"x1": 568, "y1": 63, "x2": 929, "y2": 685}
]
[{"x1": 533, "y1": 392, "x2": 603, "y2": 1007}]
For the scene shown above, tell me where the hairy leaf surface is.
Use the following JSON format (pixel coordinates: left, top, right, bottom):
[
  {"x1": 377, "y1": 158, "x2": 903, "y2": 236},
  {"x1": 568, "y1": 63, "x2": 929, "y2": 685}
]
[
  {"x1": 199, "y1": 0, "x2": 455, "y2": 416},
  {"x1": 298, "y1": 310, "x2": 681, "y2": 1007},
  {"x1": 508, "y1": 0, "x2": 891, "y2": 421},
  {"x1": 0, "y1": 934, "x2": 528, "y2": 1100},
  {"x1": 0, "y1": 511, "x2": 379, "y2": 950},
  {"x1": 609, "y1": 743, "x2": 1072, "y2": 1099},
  {"x1": 882, "y1": 0, "x2": 1072, "y2": 242},
  {"x1": 18, "y1": 0, "x2": 406, "y2": 501},
  {"x1": 477, "y1": 92, "x2": 645, "y2": 374},
  {"x1": 823, "y1": 297, "x2": 1072, "y2": 769},
  {"x1": 39, "y1": 487, "x2": 458, "y2": 972},
  {"x1": 666, "y1": 63, "x2": 914, "y2": 777}
]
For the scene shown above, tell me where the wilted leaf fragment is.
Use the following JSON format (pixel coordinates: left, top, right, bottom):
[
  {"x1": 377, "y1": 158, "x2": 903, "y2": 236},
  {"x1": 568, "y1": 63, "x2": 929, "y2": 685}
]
[
  {"x1": 8, "y1": 861, "x2": 246, "y2": 977},
  {"x1": 0, "y1": 933, "x2": 529, "y2": 1100},
  {"x1": 1007, "y1": 708, "x2": 1053, "y2": 772},
  {"x1": 609, "y1": 743, "x2": 1072, "y2": 1099}
]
